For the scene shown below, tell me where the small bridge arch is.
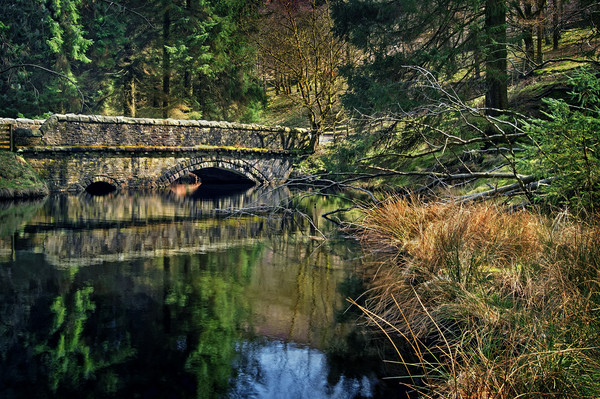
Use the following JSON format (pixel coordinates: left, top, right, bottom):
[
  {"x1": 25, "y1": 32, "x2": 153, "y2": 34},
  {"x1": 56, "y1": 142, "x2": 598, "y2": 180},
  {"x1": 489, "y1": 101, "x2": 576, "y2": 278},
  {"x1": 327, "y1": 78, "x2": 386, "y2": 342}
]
[{"x1": 81, "y1": 175, "x2": 120, "y2": 195}]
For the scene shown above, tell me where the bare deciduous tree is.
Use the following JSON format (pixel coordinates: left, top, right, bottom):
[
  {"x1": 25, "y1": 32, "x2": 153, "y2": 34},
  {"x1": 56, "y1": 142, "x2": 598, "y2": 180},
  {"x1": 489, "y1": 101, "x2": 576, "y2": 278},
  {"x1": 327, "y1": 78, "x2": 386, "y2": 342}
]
[{"x1": 256, "y1": 0, "x2": 350, "y2": 148}]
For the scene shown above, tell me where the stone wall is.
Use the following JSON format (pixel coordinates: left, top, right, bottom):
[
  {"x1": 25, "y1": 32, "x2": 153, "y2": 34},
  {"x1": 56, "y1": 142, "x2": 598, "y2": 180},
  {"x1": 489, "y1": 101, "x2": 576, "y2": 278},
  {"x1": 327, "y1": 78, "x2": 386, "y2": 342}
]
[
  {"x1": 36, "y1": 114, "x2": 311, "y2": 151},
  {"x1": 22, "y1": 148, "x2": 293, "y2": 191},
  {"x1": 9, "y1": 114, "x2": 307, "y2": 192}
]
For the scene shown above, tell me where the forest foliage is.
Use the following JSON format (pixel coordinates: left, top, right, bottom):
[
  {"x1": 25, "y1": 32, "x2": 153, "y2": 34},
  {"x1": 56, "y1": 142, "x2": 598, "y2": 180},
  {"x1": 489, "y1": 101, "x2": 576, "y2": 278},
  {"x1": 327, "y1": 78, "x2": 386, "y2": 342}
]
[
  {"x1": 1, "y1": 0, "x2": 600, "y2": 211},
  {"x1": 3, "y1": 2, "x2": 600, "y2": 397},
  {"x1": 0, "y1": 0, "x2": 266, "y2": 121}
]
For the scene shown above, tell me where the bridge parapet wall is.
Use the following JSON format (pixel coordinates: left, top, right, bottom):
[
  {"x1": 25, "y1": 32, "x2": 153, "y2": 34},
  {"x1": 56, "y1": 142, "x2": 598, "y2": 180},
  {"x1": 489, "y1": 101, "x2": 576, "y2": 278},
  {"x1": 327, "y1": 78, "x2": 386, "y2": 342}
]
[{"x1": 35, "y1": 114, "x2": 311, "y2": 151}]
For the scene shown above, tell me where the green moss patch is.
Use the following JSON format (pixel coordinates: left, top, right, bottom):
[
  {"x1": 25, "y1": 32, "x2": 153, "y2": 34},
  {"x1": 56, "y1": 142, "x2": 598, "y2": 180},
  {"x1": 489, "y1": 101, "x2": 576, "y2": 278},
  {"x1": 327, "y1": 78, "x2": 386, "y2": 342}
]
[{"x1": 0, "y1": 151, "x2": 48, "y2": 199}]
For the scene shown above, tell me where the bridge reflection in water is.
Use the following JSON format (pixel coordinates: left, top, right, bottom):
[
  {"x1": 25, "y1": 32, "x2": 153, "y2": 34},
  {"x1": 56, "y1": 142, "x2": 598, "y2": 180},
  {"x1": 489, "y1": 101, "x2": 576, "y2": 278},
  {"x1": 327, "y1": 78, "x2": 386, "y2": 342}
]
[
  {"x1": 16, "y1": 185, "x2": 288, "y2": 268},
  {"x1": 0, "y1": 187, "x2": 395, "y2": 398}
]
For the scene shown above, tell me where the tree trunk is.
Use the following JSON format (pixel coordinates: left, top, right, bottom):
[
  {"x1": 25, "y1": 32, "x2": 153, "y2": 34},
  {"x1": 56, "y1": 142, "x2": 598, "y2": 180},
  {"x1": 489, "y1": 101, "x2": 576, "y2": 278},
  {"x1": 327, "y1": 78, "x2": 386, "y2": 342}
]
[
  {"x1": 473, "y1": 28, "x2": 481, "y2": 79},
  {"x1": 153, "y1": 83, "x2": 160, "y2": 108},
  {"x1": 184, "y1": 71, "x2": 193, "y2": 99},
  {"x1": 552, "y1": 0, "x2": 561, "y2": 50},
  {"x1": 523, "y1": 27, "x2": 535, "y2": 70},
  {"x1": 536, "y1": 0, "x2": 547, "y2": 63},
  {"x1": 308, "y1": 117, "x2": 321, "y2": 151},
  {"x1": 522, "y1": 2, "x2": 535, "y2": 70},
  {"x1": 485, "y1": 0, "x2": 508, "y2": 115},
  {"x1": 536, "y1": 20, "x2": 544, "y2": 64},
  {"x1": 162, "y1": 2, "x2": 171, "y2": 118},
  {"x1": 123, "y1": 72, "x2": 136, "y2": 117},
  {"x1": 183, "y1": 0, "x2": 193, "y2": 101}
]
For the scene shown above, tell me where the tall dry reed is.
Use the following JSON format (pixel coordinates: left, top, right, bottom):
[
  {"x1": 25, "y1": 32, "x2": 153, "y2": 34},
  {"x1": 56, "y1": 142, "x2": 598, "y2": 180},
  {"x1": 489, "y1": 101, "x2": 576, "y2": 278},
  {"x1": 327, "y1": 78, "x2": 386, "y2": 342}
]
[{"x1": 354, "y1": 197, "x2": 600, "y2": 398}]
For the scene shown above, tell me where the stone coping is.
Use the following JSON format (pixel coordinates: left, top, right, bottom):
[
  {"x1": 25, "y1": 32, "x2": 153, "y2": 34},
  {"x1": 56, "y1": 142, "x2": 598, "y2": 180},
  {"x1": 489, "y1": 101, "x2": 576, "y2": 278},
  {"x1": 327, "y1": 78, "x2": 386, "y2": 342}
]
[
  {"x1": 17, "y1": 145, "x2": 298, "y2": 155},
  {"x1": 43, "y1": 114, "x2": 309, "y2": 134},
  {"x1": 2, "y1": 114, "x2": 311, "y2": 134},
  {"x1": 0, "y1": 117, "x2": 44, "y2": 124}
]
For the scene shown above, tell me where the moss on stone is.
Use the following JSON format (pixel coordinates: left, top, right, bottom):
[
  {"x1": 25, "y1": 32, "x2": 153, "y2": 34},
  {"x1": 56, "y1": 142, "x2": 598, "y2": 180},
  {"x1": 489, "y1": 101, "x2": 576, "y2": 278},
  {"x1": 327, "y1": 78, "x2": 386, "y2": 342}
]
[{"x1": 0, "y1": 151, "x2": 48, "y2": 199}]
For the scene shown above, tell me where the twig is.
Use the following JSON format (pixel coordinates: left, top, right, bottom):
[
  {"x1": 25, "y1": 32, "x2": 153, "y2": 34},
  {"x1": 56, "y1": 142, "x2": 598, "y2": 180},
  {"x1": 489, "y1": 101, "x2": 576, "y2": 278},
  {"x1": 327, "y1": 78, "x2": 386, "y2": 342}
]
[
  {"x1": 98, "y1": 0, "x2": 156, "y2": 28},
  {"x1": 0, "y1": 64, "x2": 86, "y2": 113}
]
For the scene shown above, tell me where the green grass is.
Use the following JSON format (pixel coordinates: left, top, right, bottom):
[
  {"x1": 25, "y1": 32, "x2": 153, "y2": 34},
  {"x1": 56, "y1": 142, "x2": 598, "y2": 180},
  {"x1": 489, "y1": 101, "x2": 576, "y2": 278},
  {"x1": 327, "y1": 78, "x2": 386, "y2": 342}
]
[
  {"x1": 0, "y1": 151, "x2": 48, "y2": 199},
  {"x1": 259, "y1": 88, "x2": 311, "y2": 129}
]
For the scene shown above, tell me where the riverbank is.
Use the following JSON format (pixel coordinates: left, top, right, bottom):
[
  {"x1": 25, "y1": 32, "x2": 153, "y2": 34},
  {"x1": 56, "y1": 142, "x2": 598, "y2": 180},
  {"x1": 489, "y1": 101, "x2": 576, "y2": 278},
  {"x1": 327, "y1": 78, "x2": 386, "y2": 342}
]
[
  {"x1": 0, "y1": 152, "x2": 48, "y2": 200},
  {"x1": 352, "y1": 197, "x2": 600, "y2": 397}
]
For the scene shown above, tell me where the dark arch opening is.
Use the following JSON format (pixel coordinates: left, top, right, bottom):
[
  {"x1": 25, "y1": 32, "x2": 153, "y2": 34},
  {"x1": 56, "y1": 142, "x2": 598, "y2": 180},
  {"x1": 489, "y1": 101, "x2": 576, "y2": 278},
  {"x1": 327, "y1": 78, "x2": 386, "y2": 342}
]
[
  {"x1": 193, "y1": 167, "x2": 255, "y2": 185},
  {"x1": 190, "y1": 167, "x2": 255, "y2": 199},
  {"x1": 85, "y1": 181, "x2": 117, "y2": 196}
]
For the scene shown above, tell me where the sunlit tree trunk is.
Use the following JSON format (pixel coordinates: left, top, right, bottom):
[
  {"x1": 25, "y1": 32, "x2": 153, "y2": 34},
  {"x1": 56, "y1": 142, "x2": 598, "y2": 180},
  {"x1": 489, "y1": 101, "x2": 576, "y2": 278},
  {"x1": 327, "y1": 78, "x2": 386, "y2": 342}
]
[
  {"x1": 123, "y1": 72, "x2": 136, "y2": 117},
  {"x1": 162, "y1": 0, "x2": 171, "y2": 118}
]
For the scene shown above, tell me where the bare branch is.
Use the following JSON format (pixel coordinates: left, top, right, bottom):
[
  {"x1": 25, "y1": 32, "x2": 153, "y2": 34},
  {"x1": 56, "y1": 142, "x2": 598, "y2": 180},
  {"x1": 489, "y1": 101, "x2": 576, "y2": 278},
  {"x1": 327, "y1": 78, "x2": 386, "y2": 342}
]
[
  {"x1": 456, "y1": 177, "x2": 556, "y2": 203},
  {"x1": 0, "y1": 64, "x2": 86, "y2": 113},
  {"x1": 366, "y1": 165, "x2": 532, "y2": 182},
  {"x1": 98, "y1": 0, "x2": 156, "y2": 29}
]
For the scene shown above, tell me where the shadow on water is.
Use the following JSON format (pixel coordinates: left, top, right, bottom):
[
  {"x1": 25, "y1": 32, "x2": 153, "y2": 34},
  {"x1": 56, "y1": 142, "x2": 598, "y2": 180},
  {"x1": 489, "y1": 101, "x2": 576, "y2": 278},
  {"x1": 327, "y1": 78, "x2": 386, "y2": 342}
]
[
  {"x1": 191, "y1": 183, "x2": 256, "y2": 199},
  {"x1": 85, "y1": 181, "x2": 117, "y2": 196},
  {"x1": 0, "y1": 189, "x2": 411, "y2": 398}
]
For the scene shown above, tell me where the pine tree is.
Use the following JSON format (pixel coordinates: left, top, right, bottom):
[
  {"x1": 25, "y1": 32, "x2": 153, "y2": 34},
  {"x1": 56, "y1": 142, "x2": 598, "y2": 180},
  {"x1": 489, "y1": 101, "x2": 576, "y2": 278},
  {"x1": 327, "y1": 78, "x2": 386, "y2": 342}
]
[{"x1": 331, "y1": 0, "x2": 509, "y2": 115}]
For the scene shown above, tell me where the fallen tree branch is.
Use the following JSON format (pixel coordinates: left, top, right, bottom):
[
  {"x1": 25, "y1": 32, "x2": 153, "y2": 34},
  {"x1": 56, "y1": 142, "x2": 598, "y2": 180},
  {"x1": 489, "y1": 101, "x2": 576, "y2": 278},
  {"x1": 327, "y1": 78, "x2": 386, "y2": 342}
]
[
  {"x1": 456, "y1": 177, "x2": 555, "y2": 203},
  {"x1": 366, "y1": 165, "x2": 532, "y2": 182},
  {"x1": 321, "y1": 205, "x2": 361, "y2": 226}
]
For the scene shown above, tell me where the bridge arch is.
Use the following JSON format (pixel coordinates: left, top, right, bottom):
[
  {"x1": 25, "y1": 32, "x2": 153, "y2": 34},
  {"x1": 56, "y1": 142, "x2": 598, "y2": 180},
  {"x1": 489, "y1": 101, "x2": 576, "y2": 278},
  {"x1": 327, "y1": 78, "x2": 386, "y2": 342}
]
[
  {"x1": 80, "y1": 175, "x2": 121, "y2": 195},
  {"x1": 159, "y1": 157, "x2": 269, "y2": 186}
]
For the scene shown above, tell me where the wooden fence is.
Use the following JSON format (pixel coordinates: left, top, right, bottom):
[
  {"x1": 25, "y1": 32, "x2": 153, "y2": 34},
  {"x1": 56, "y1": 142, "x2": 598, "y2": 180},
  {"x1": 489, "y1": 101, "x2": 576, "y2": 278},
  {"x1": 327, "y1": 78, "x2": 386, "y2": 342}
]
[{"x1": 0, "y1": 123, "x2": 13, "y2": 151}]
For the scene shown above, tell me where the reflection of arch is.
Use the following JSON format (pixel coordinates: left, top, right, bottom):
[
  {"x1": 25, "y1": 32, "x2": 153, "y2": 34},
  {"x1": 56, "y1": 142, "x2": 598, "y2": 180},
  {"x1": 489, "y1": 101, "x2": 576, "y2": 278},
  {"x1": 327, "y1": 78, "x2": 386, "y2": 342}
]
[
  {"x1": 160, "y1": 158, "x2": 267, "y2": 186},
  {"x1": 173, "y1": 172, "x2": 200, "y2": 184},
  {"x1": 80, "y1": 175, "x2": 120, "y2": 191}
]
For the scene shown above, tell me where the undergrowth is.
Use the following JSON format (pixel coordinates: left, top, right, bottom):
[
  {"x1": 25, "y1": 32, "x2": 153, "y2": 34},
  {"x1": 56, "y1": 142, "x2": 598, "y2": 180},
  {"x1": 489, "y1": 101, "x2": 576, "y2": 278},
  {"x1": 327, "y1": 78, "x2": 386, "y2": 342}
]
[{"x1": 353, "y1": 196, "x2": 600, "y2": 398}]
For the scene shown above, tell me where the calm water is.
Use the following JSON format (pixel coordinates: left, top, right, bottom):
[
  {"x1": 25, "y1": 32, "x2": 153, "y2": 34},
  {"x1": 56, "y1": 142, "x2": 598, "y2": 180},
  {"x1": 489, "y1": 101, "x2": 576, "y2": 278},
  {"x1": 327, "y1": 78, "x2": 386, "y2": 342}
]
[{"x1": 0, "y1": 185, "x2": 401, "y2": 399}]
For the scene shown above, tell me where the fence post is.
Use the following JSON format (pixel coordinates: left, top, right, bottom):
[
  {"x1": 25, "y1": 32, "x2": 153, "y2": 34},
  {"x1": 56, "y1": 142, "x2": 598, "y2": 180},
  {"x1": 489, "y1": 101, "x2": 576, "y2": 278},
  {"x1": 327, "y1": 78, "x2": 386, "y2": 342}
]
[{"x1": 0, "y1": 123, "x2": 13, "y2": 151}]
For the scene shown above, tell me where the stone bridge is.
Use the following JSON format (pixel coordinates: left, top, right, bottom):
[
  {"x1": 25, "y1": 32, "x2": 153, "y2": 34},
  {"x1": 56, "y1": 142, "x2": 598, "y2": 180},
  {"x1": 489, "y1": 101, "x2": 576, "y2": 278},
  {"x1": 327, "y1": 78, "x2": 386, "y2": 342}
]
[{"x1": 3, "y1": 114, "x2": 311, "y2": 192}]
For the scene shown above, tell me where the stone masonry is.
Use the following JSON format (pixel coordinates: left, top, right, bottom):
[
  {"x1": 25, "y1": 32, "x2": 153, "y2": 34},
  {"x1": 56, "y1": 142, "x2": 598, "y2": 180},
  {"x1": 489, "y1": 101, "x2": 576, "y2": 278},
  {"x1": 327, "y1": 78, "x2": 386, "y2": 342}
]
[
  {"x1": 6, "y1": 114, "x2": 311, "y2": 192},
  {"x1": 37, "y1": 114, "x2": 310, "y2": 149}
]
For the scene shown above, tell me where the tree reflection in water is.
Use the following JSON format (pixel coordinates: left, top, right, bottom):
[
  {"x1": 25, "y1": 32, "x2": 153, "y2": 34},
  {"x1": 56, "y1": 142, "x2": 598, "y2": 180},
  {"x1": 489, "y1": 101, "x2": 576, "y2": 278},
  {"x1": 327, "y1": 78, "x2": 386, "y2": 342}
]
[{"x1": 0, "y1": 191, "x2": 391, "y2": 398}]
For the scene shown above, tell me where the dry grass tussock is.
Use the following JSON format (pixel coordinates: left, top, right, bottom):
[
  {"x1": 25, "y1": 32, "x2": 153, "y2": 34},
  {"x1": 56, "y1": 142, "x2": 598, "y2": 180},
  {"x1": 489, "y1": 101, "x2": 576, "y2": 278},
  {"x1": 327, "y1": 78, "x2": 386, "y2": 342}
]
[{"x1": 354, "y1": 197, "x2": 600, "y2": 398}]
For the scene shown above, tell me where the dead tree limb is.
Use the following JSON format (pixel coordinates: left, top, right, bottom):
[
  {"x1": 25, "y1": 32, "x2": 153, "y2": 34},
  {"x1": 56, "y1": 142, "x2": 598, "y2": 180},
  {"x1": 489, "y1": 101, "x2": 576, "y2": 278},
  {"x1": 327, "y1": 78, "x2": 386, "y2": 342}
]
[
  {"x1": 366, "y1": 165, "x2": 532, "y2": 182},
  {"x1": 456, "y1": 177, "x2": 555, "y2": 203}
]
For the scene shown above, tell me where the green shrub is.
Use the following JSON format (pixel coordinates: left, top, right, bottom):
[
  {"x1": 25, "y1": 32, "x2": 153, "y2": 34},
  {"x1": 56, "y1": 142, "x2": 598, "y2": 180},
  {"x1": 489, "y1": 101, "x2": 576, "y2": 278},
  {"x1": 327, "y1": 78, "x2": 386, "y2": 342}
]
[{"x1": 524, "y1": 67, "x2": 600, "y2": 214}]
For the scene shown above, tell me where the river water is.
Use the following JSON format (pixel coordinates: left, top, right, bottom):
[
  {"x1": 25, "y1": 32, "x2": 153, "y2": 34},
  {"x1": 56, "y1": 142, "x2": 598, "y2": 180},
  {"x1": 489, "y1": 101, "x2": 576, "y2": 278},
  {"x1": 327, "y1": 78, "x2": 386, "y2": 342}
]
[{"x1": 0, "y1": 185, "x2": 401, "y2": 398}]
